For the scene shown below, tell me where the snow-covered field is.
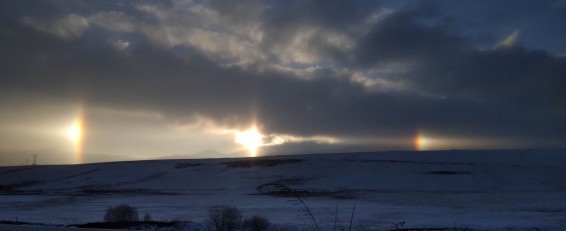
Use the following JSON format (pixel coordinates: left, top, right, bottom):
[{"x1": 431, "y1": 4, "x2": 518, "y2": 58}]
[{"x1": 1, "y1": 149, "x2": 566, "y2": 230}]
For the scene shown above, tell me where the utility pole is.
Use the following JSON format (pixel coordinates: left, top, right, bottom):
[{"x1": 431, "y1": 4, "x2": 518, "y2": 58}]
[{"x1": 32, "y1": 154, "x2": 39, "y2": 166}]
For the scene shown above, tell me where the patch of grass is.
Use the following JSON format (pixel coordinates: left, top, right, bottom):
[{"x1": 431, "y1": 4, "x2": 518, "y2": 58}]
[{"x1": 224, "y1": 159, "x2": 302, "y2": 168}]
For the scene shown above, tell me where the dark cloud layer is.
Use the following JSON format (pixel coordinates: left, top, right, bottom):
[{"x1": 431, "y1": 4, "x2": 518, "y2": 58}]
[{"x1": 1, "y1": 0, "x2": 565, "y2": 152}]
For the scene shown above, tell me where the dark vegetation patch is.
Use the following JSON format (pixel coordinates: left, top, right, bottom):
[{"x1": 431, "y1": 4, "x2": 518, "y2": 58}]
[
  {"x1": 0, "y1": 190, "x2": 43, "y2": 195},
  {"x1": 79, "y1": 188, "x2": 177, "y2": 195},
  {"x1": 273, "y1": 189, "x2": 356, "y2": 199},
  {"x1": 0, "y1": 166, "x2": 39, "y2": 175},
  {"x1": 224, "y1": 159, "x2": 302, "y2": 168},
  {"x1": 175, "y1": 162, "x2": 203, "y2": 168},
  {"x1": 0, "y1": 220, "x2": 64, "y2": 228},
  {"x1": 255, "y1": 179, "x2": 355, "y2": 199},
  {"x1": 535, "y1": 207, "x2": 565, "y2": 213},
  {"x1": 73, "y1": 221, "x2": 187, "y2": 229},
  {"x1": 362, "y1": 159, "x2": 475, "y2": 166},
  {"x1": 0, "y1": 220, "x2": 36, "y2": 225},
  {"x1": 256, "y1": 178, "x2": 307, "y2": 194},
  {"x1": 59, "y1": 169, "x2": 99, "y2": 180},
  {"x1": 269, "y1": 178, "x2": 307, "y2": 186},
  {"x1": 424, "y1": 171, "x2": 471, "y2": 175},
  {"x1": 0, "y1": 180, "x2": 43, "y2": 193},
  {"x1": 0, "y1": 185, "x2": 11, "y2": 191},
  {"x1": 390, "y1": 228, "x2": 475, "y2": 231},
  {"x1": 121, "y1": 172, "x2": 168, "y2": 185}
]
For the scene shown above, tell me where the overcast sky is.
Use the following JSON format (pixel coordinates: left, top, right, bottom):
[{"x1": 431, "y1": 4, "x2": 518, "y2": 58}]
[{"x1": 1, "y1": 0, "x2": 566, "y2": 165}]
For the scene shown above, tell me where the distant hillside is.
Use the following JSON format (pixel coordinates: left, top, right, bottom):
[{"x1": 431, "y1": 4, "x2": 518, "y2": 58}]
[{"x1": 1, "y1": 149, "x2": 565, "y2": 230}]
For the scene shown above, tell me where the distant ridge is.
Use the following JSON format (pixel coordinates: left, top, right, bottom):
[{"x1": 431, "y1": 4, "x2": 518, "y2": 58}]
[{"x1": 157, "y1": 149, "x2": 228, "y2": 159}]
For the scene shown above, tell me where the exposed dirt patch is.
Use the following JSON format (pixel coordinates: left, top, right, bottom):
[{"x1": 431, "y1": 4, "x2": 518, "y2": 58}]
[{"x1": 224, "y1": 159, "x2": 302, "y2": 168}]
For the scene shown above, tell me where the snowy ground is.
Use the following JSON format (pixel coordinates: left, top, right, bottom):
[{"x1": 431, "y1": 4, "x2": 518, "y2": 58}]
[
  {"x1": 1, "y1": 149, "x2": 566, "y2": 230},
  {"x1": 0, "y1": 225, "x2": 117, "y2": 231}
]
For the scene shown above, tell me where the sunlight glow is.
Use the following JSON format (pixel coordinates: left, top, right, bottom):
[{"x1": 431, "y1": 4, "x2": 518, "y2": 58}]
[
  {"x1": 416, "y1": 135, "x2": 427, "y2": 151},
  {"x1": 414, "y1": 131, "x2": 462, "y2": 151},
  {"x1": 235, "y1": 128, "x2": 263, "y2": 157},
  {"x1": 415, "y1": 131, "x2": 428, "y2": 151},
  {"x1": 67, "y1": 106, "x2": 85, "y2": 164},
  {"x1": 67, "y1": 122, "x2": 82, "y2": 143}
]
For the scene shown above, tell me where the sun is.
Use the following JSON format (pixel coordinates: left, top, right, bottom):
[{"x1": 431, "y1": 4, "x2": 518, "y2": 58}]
[
  {"x1": 235, "y1": 128, "x2": 263, "y2": 157},
  {"x1": 67, "y1": 121, "x2": 83, "y2": 144},
  {"x1": 68, "y1": 108, "x2": 85, "y2": 164},
  {"x1": 415, "y1": 130, "x2": 428, "y2": 151},
  {"x1": 416, "y1": 135, "x2": 427, "y2": 151}
]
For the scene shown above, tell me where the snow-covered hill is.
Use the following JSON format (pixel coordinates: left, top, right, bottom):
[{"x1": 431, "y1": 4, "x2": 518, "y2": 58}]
[{"x1": 1, "y1": 149, "x2": 566, "y2": 230}]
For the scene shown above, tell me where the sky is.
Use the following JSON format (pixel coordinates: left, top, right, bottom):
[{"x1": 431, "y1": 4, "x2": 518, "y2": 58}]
[{"x1": 1, "y1": 0, "x2": 566, "y2": 165}]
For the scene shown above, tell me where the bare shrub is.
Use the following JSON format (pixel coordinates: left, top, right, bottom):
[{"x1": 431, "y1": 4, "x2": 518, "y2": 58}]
[
  {"x1": 143, "y1": 213, "x2": 152, "y2": 222},
  {"x1": 103, "y1": 204, "x2": 139, "y2": 223},
  {"x1": 294, "y1": 194, "x2": 319, "y2": 231},
  {"x1": 208, "y1": 206, "x2": 242, "y2": 231},
  {"x1": 243, "y1": 215, "x2": 270, "y2": 231}
]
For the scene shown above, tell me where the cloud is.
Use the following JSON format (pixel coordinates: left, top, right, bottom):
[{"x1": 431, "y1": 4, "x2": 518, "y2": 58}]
[
  {"x1": 113, "y1": 40, "x2": 130, "y2": 51},
  {"x1": 494, "y1": 30, "x2": 520, "y2": 49},
  {"x1": 22, "y1": 13, "x2": 89, "y2": 39},
  {"x1": 88, "y1": 11, "x2": 137, "y2": 33},
  {"x1": 1, "y1": 0, "x2": 566, "y2": 154}
]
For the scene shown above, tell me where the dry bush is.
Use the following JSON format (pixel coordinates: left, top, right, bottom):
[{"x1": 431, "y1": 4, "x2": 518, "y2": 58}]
[
  {"x1": 143, "y1": 213, "x2": 152, "y2": 222},
  {"x1": 243, "y1": 215, "x2": 270, "y2": 231},
  {"x1": 103, "y1": 204, "x2": 139, "y2": 223},
  {"x1": 208, "y1": 206, "x2": 242, "y2": 231}
]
